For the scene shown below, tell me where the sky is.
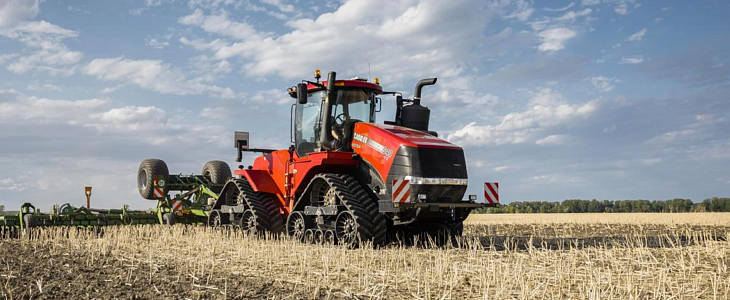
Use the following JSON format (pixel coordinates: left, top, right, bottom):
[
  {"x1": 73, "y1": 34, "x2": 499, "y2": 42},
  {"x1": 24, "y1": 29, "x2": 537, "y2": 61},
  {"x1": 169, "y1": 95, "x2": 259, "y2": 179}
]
[{"x1": 0, "y1": 0, "x2": 729, "y2": 210}]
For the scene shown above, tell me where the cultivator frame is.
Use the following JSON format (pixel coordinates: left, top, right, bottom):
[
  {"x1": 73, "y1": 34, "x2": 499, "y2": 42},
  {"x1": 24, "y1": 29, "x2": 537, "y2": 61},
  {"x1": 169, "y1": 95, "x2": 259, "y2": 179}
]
[
  {"x1": 0, "y1": 174, "x2": 227, "y2": 236},
  {"x1": 0, "y1": 202, "x2": 159, "y2": 238}
]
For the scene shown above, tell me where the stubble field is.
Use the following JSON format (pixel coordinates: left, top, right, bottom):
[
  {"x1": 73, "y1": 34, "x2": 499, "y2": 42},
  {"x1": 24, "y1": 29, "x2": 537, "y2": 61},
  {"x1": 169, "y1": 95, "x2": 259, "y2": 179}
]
[{"x1": 1, "y1": 213, "x2": 728, "y2": 299}]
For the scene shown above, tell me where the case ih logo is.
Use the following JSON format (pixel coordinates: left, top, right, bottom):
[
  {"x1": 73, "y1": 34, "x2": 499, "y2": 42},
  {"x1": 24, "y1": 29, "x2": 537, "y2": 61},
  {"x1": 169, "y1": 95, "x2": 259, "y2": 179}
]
[
  {"x1": 353, "y1": 133, "x2": 393, "y2": 159},
  {"x1": 484, "y1": 182, "x2": 499, "y2": 204}
]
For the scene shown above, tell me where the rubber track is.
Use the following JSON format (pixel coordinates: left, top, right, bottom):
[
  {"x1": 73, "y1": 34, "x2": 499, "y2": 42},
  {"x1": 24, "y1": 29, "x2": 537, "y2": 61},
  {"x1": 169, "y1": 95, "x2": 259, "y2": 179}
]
[
  {"x1": 317, "y1": 173, "x2": 387, "y2": 246},
  {"x1": 232, "y1": 178, "x2": 284, "y2": 234}
]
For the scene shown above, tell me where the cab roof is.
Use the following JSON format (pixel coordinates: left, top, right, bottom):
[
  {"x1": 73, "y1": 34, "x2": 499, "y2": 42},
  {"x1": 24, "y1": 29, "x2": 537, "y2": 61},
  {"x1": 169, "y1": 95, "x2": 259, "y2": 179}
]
[{"x1": 306, "y1": 80, "x2": 382, "y2": 94}]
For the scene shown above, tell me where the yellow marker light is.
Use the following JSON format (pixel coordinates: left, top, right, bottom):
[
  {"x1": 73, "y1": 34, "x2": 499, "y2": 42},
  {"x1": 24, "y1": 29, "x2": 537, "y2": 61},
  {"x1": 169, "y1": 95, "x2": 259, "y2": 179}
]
[
  {"x1": 315, "y1": 69, "x2": 321, "y2": 77},
  {"x1": 374, "y1": 77, "x2": 380, "y2": 85}
]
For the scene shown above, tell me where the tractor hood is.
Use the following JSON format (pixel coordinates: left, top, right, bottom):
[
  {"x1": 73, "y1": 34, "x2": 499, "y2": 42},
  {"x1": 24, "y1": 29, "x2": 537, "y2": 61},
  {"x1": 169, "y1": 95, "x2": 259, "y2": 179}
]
[{"x1": 351, "y1": 123, "x2": 467, "y2": 187}]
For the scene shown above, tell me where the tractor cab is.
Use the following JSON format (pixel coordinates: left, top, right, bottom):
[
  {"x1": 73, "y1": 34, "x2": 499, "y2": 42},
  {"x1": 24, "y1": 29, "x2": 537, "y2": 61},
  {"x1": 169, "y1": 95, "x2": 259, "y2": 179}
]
[{"x1": 291, "y1": 76, "x2": 382, "y2": 156}]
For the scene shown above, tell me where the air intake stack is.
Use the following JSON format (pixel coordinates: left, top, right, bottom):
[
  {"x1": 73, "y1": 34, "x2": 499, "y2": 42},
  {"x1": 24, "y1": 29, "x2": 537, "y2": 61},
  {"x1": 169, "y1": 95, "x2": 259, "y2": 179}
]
[{"x1": 400, "y1": 78, "x2": 436, "y2": 132}]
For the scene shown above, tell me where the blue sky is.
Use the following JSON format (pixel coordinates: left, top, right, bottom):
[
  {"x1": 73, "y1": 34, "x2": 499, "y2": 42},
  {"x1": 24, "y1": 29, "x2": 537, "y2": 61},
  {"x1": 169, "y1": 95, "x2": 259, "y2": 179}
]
[{"x1": 0, "y1": 0, "x2": 728, "y2": 210}]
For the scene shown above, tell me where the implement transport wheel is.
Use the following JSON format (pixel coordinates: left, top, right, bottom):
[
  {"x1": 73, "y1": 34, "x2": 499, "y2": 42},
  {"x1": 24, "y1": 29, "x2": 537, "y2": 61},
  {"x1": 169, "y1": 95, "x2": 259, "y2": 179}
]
[
  {"x1": 202, "y1": 161, "x2": 231, "y2": 193},
  {"x1": 137, "y1": 158, "x2": 169, "y2": 200},
  {"x1": 286, "y1": 211, "x2": 309, "y2": 241},
  {"x1": 308, "y1": 174, "x2": 387, "y2": 247}
]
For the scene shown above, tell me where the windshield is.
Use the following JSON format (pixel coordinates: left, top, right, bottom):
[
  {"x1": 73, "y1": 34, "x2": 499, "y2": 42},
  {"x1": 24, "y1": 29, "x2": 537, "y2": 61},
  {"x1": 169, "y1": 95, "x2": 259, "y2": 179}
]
[{"x1": 332, "y1": 89, "x2": 375, "y2": 123}]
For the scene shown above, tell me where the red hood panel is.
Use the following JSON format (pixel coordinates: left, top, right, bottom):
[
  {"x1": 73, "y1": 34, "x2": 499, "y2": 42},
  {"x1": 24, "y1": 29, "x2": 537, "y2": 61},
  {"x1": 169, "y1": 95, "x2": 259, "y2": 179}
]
[{"x1": 351, "y1": 123, "x2": 461, "y2": 183}]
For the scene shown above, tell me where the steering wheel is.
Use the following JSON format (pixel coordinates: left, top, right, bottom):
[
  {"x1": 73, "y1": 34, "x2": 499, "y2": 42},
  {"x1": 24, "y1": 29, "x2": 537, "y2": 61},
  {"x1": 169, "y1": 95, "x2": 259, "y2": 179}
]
[
  {"x1": 332, "y1": 113, "x2": 348, "y2": 141},
  {"x1": 334, "y1": 112, "x2": 347, "y2": 126}
]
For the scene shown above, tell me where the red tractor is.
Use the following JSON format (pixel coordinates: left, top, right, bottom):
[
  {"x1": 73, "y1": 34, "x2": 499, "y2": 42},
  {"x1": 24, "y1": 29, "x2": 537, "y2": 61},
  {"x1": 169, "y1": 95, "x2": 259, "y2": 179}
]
[{"x1": 139, "y1": 71, "x2": 495, "y2": 246}]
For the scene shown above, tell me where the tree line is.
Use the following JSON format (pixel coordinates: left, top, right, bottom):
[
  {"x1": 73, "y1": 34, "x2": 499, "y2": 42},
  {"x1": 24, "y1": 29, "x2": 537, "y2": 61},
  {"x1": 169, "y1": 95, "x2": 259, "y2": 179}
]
[{"x1": 476, "y1": 198, "x2": 730, "y2": 213}]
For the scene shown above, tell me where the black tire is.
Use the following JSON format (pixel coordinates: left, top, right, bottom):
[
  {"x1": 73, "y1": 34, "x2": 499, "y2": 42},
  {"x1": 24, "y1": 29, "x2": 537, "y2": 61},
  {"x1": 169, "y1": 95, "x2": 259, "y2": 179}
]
[
  {"x1": 138, "y1": 158, "x2": 169, "y2": 200},
  {"x1": 162, "y1": 213, "x2": 175, "y2": 226},
  {"x1": 309, "y1": 174, "x2": 388, "y2": 247},
  {"x1": 202, "y1": 161, "x2": 231, "y2": 185}
]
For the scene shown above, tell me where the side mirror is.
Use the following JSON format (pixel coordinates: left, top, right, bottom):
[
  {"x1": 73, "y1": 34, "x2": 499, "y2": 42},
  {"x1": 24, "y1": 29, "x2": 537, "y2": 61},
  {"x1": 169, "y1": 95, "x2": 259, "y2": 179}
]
[{"x1": 296, "y1": 83, "x2": 308, "y2": 104}]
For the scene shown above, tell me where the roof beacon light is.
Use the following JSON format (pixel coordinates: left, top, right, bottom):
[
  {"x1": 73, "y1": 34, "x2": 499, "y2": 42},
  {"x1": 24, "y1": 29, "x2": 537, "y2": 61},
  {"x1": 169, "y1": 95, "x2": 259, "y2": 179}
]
[
  {"x1": 314, "y1": 69, "x2": 321, "y2": 82},
  {"x1": 374, "y1": 77, "x2": 380, "y2": 85}
]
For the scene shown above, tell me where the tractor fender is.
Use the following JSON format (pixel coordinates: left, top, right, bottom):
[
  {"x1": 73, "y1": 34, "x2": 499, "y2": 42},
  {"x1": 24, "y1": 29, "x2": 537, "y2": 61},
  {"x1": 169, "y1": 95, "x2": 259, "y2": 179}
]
[{"x1": 236, "y1": 169, "x2": 280, "y2": 195}]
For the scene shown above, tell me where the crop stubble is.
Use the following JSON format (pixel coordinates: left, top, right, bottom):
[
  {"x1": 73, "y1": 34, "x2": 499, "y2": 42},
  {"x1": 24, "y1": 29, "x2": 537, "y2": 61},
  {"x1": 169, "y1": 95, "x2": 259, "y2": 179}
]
[{"x1": 1, "y1": 213, "x2": 728, "y2": 299}]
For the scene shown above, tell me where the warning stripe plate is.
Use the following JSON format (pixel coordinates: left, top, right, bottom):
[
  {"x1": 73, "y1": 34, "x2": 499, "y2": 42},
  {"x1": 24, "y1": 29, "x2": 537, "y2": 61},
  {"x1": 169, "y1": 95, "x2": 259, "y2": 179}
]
[
  {"x1": 172, "y1": 200, "x2": 183, "y2": 211},
  {"x1": 392, "y1": 178, "x2": 411, "y2": 203},
  {"x1": 153, "y1": 187, "x2": 165, "y2": 199},
  {"x1": 484, "y1": 182, "x2": 499, "y2": 204}
]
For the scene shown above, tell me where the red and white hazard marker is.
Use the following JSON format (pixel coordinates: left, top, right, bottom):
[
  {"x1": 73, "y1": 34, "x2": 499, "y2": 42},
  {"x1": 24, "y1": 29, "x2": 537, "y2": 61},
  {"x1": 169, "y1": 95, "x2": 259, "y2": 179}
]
[
  {"x1": 392, "y1": 178, "x2": 411, "y2": 203},
  {"x1": 171, "y1": 200, "x2": 183, "y2": 211},
  {"x1": 484, "y1": 182, "x2": 499, "y2": 204},
  {"x1": 153, "y1": 187, "x2": 165, "y2": 199}
]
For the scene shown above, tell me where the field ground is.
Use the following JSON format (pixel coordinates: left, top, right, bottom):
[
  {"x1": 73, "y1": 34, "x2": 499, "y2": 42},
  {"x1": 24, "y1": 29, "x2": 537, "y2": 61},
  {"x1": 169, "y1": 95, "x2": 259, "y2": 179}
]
[{"x1": 1, "y1": 213, "x2": 728, "y2": 299}]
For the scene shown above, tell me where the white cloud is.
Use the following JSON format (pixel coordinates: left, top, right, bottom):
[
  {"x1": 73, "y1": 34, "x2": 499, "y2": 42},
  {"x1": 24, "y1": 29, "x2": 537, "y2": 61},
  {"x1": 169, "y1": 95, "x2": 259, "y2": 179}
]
[
  {"x1": 626, "y1": 28, "x2": 646, "y2": 42},
  {"x1": 178, "y1": 1, "x2": 491, "y2": 81},
  {"x1": 554, "y1": 8, "x2": 592, "y2": 22},
  {"x1": 0, "y1": 177, "x2": 28, "y2": 191},
  {"x1": 0, "y1": 0, "x2": 38, "y2": 28},
  {"x1": 250, "y1": 88, "x2": 293, "y2": 105},
  {"x1": 501, "y1": 0, "x2": 534, "y2": 21},
  {"x1": 537, "y1": 27, "x2": 576, "y2": 52},
  {"x1": 145, "y1": 36, "x2": 170, "y2": 49},
  {"x1": 0, "y1": 19, "x2": 82, "y2": 74},
  {"x1": 590, "y1": 76, "x2": 617, "y2": 92},
  {"x1": 544, "y1": 2, "x2": 575, "y2": 12},
  {"x1": 494, "y1": 165, "x2": 509, "y2": 172},
  {"x1": 84, "y1": 57, "x2": 236, "y2": 98},
  {"x1": 614, "y1": 3, "x2": 629, "y2": 15},
  {"x1": 646, "y1": 129, "x2": 696, "y2": 144},
  {"x1": 447, "y1": 88, "x2": 599, "y2": 146},
  {"x1": 620, "y1": 56, "x2": 644, "y2": 64},
  {"x1": 261, "y1": 0, "x2": 295, "y2": 13},
  {"x1": 581, "y1": 0, "x2": 601, "y2": 6},
  {"x1": 535, "y1": 134, "x2": 570, "y2": 145}
]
